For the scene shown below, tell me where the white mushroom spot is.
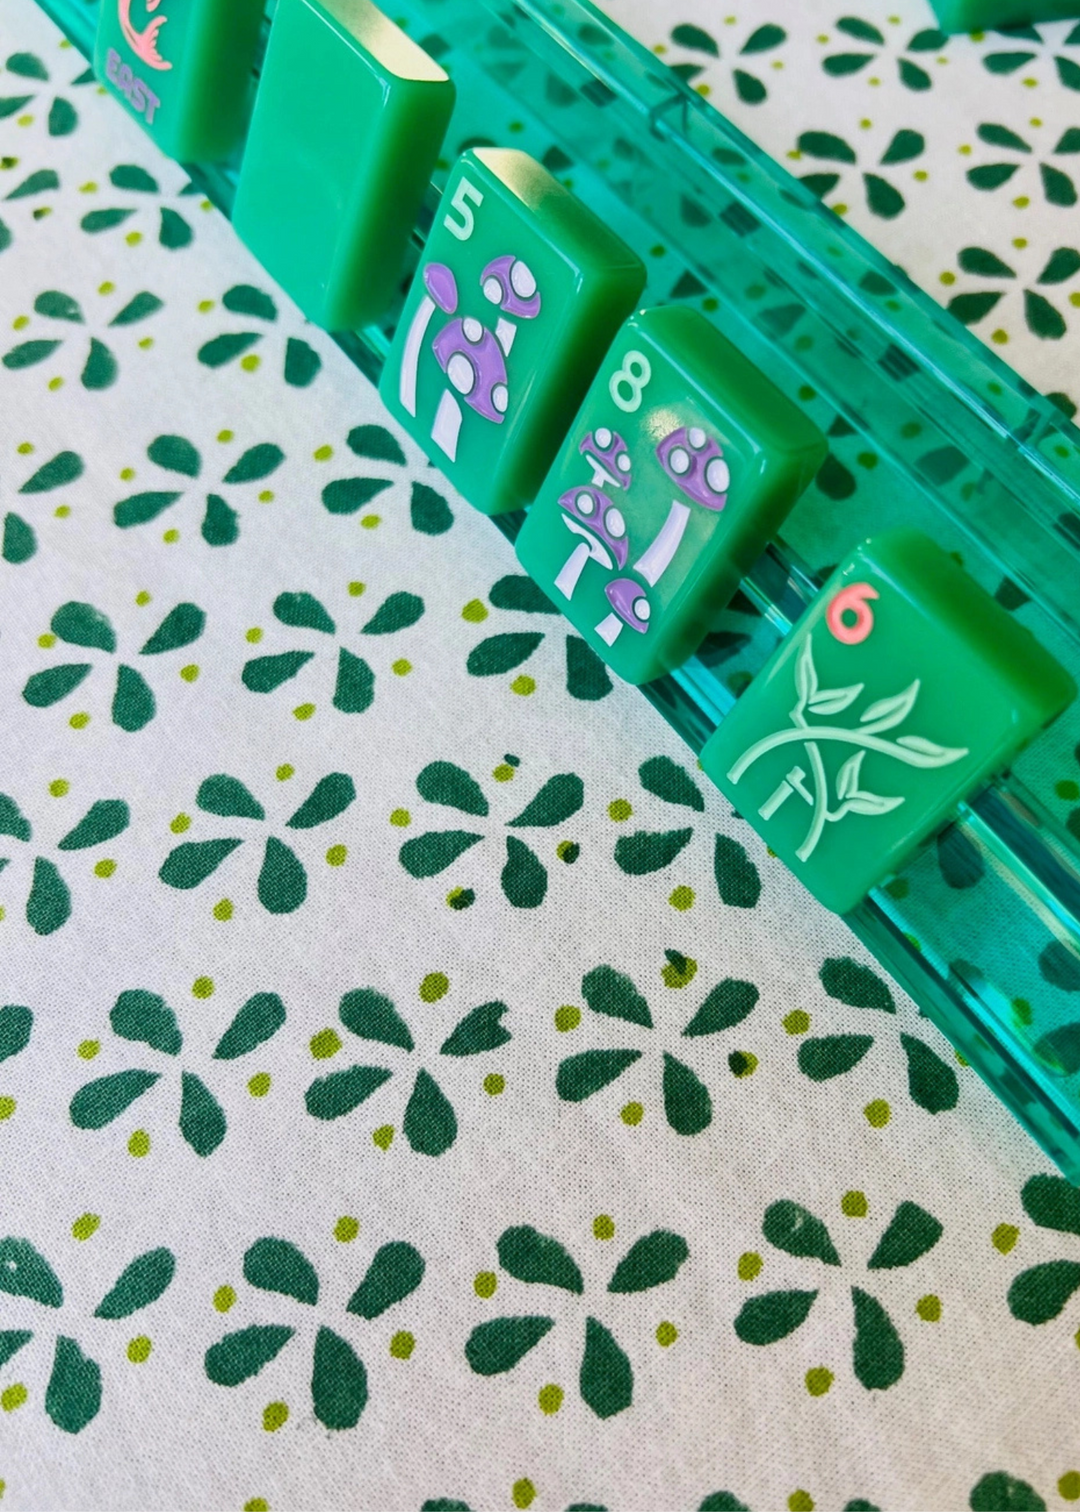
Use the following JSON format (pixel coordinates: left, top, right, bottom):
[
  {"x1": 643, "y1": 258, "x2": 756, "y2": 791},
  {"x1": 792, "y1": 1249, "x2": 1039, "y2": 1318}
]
[
  {"x1": 688, "y1": 426, "x2": 707, "y2": 449},
  {"x1": 605, "y1": 508, "x2": 626, "y2": 538},
  {"x1": 492, "y1": 383, "x2": 509, "y2": 414},
  {"x1": 576, "y1": 490, "x2": 596, "y2": 515},
  {"x1": 482, "y1": 276, "x2": 503, "y2": 305},
  {"x1": 447, "y1": 352, "x2": 476, "y2": 396},
  {"x1": 705, "y1": 456, "x2": 730, "y2": 495},
  {"x1": 634, "y1": 598, "x2": 651, "y2": 621},
  {"x1": 616, "y1": 451, "x2": 631, "y2": 472},
  {"x1": 595, "y1": 426, "x2": 612, "y2": 448},
  {"x1": 462, "y1": 317, "x2": 484, "y2": 344},
  {"x1": 510, "y1": 260, "x2": 537, "y2": 298},
  {"x1": 668, "y1": 446, "x2": 691, "y2": 476}
]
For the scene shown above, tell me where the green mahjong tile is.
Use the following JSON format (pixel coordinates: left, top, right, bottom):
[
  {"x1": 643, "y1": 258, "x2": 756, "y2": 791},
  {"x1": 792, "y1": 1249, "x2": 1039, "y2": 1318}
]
[
  {"x1": 700, "y1": 529, "x2": 1076, "y2": 914},
  {"x1": 930, "y1": 0, "x2": 1080, "y2": 30},
  {"x1": 515, "y1": 305, "x2": 826, "y2": 685},
  {"x1": 379, "y1": 148, "x2": 645, "y2": 517},
  {"x1": 94, "y1": 0, "x2": 264, "y2": 162}
]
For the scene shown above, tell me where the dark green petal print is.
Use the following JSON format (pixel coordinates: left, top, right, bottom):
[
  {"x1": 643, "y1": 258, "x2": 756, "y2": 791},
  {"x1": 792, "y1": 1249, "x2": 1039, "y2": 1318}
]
[
  {"x1": 347, "y1": 424, "x2": 406, "y2": 464},
  {"x1": 81, "y1": 337, "x2": 117, "y2": 390},
  {"x1": 417, "y1": 761, "x2": 489, "y2": 817},
  {"x1": 734, "y1": 69, "x2": 767, "y2": 102},
  {"x1": 440, "y1": 1000, "x2": 510, "y2": 1056},
  {"x1": 258, "y1": 837, "x2": 307, "y2": 913},
  {"x1": 742, "y1": 22, "x2": 785, "y2": 52},
  {"x1": 284, "y1": 337, "x2": 320, "y2": 386},
  {"x1": 19, "y1": 449, "x2": 83, "y2": 491},
  {"x1": 52, "y1": 600, "x2": 115, "y2": 651},
  {"x1": 159, "y1": 208, "x2": 192, "y2": 249},
  {"x1": 507, "y1": 773, "x2": 584, "y2": 828},
  {"x1": 114, "y1": 490, "x2": 183, "y2": 528},
  {"x1": 0, "y1": 1237, "x2": 63, "y2": 1305},
  {"x1": 322, "y1": 477, "x2": 392, "y2": 514},
  {"x1": 399, "y1": 830, "x2": 483, "y2": 878},
  {"x1": 662, "y1": 1052, "x2": 711, "y2": 1135},
  {"x1": 797, "y1": 1033, "x2": 874, "y2": 1081},
  {"x1": 1021, "y1": 1173, "x2": 1080, "y2": 1235},
  {"x1": 867, "y1": 1201, "x2": 943, "y2": 1270},
  {"x1": 969, "y1": 1472, "x2": 1046, "y2": 1512},
  {"x1": 140, "y1": 602, "x2": 204, "y2": 654},
  {"x1": 864, "y1": 173, "x2": 904, "y2": 219},
  {"x1": 798, "y1": 130, "x2": 857, "y2": 163},
  {"x1": 312, "y1": 1326, "x2": 367, "y2": 1430},
  {"x1": 81, "y1": 208, "x2": 135, "y2": 233},
  {"x1": 502, "y1": 836, "x2": 547, "y2": 907},
  {"x1": 763, "y1": 1201, "x2": 840, "y2": 1265},
  {"x1": 900, "y1": 1033, "x2": 959, "y2": 1112},
  {"x1": 222, "y1": 284, "x2": 277, "y2": 320},
  {"x1": 582, "y1": 965, "x2": 652, "y2": 1027},
  {"x1": 339, "y1": 987, "x2": 414, "y2": 1051},
  {"x1": 109, "y1": 291, "x2": 163, "y2": 326},
  {"x1": 333, "y1": 648, "x2": 375, "y2": 713},
  {"x1": 94, "y1": 1248, "x2": 176, "y2": 1318},
  {"x1": 223, "y1": 444, "x2": 284, "y2": 484},
  {"x1": 346, "y1": 1241, "x2": 425, "y2": 1318},
  {"x1": 466, "y1": 633, "x2": 543, "y2": 676},
  {"x1": 148, "y1": 434, "x2": 200, "y2": 477},
  {"x1": 112, "y1": 664, "x2": 155, "y2": 731},
  {"x1": 489, "y1": 574, "x2": 557, "y2": 613},
  {"x1": 1008, "y1": 1260, "x2": 1080, "y2": 1324},
  {"x1": 880, "y1": 129, "x2": 924, "y2": 165},
  {"x1": 1039, "y1": 247, "x2": 1080, "y2": 285},
  {"x1": 45, "y1": 1336, "x2": 101, "y2": 1434},
  {"x1": 244, "y1": 1238, "x2": 319, "y2": 1304},
  {"x1": 110, "y1": 989, "x2": 181, "y2": 1054},
  {"x1": 566, "y1": 636, "x2": 612, "y2": 700},
  {"x1": 1025, "y1": 290, "x2": 1066, "y2": 340},
  {"x1": 684, "y1": 979, "x2": 759, "y2": 1037},
  {"x1": 198, "y1": 332, "x2": 261, "y2": 367},
  {"x1": 109, "y1": 163, "x2": 158, "y2": 191},
  {"x1": 70, "y1": 1070, "x2": 159, "y2": 1129},
  {"x1": 305, "y1": 1065, "x2": 392, "y2": 1120},
  {"x1": 242, "y1": 650, "x2": 315, "y2": 692},
  {"x1": 6, "y1": 51, "x2": 49, "y2": 78},
  {"x1": 639, "y1": 755, "x2": 704, "y2": 810},
  {"x1": 205, "y1": 1324, "x2": 294, "y2": 1386},
  {"x1": 27, "y1": 857, "x2": 71, "y2": 935},
  {"x1": 820, "y1": 957, "x2": 895, "y2": 1012},
  {"x1": 202, "y1": 493, "x2": 239, "y2": 546},
  {"x1": 179, "y1": 1071, "x2": 227, "y2": 1155},
  {"x1": 159, "y1": 838, "x2": 243, "y2": 889},
  {"x1": 497, "y1": 1227, "x2": 584, "y2": 1293},
  {"x1": 1040, "y1": 164, "x2": 1077, "y2": 206},
  {"x1": 580, "y1": 1317, "x2": 632, "y2": 1418},
  {"x1": 57, "y1": 798, "x2": 129, "y2": 850},
  {"x1": 615, "y1": 828, "x2": 693, "y2": 875},
  {"x1": 608, "y1": 1230, "x2": 689, "y2": 1293},
  {"x1": 197, "y1": 775, "x2": 265, "y2": 820},
  {"x1": 287, "y1": 773, "x2": 356, "y2": 829},
  {"x1": 411, "y1": 481, "x2": 453, "y2": 534},
  {"x1": 465, "y1": 1315, "x2": 554, "y2": 1375},
  {"x1": 698, "y1": 1494, "x2": 750, "y2": 1512},
  {"x1": 0, "y1": 1004, "x2": 32, "y2": 1061},
  {"x1": 734, "y1": 1289, "x2": 818, "y2": 1344},
  {"x1": 403, "y1": 1068, "x2": 457, "y2": 1155},
  {"x1": 671, "y1": 22, "x2": 718, "y2": 54},
  {"x1": 714, "y1": 835, "x2": 761, "y2": 907},
  {"x1": 361, "y1": 591, "x2": 424, "y2": 635},
  {"x1": 213, "y1": 992, "x2": 286, "y2": 1059},
  {"x1": 556, "y1": 1049, "x2": 641, "y2": 1101},
  {"x1": 2, "y1": 513, "x2": 35, "y2": 564},
  {"x1": 851, "y1": 1286, "x2": 904, "y2": 1389},
  {"x1": 6, "y1": 169, "x2": 59, "y2": 199},
  {"x1": 0, "y1": 794, "x2": 31, "y2": 841},
  {"x1": 3, "y1": 339, "x2": 62, "y2": 369},
  {"x1": 273, "y1": 591, "x2": 335, "y2": 634},
  {"x1": 0, "y1": 1332, "x2": 32, "y2": 1368}
]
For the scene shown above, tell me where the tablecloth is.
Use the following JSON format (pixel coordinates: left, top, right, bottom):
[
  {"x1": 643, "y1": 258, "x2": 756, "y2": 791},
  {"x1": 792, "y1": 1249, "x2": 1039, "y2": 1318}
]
[{"x1": 1, "y1": 0, "x2": 1079, "y2": 1508}]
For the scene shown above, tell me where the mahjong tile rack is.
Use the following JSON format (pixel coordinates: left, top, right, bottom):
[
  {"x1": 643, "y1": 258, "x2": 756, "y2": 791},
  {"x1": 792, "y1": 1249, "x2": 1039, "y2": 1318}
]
[{"x1": 31, "y1": 0, "x2": 1080, "y2": 1179}]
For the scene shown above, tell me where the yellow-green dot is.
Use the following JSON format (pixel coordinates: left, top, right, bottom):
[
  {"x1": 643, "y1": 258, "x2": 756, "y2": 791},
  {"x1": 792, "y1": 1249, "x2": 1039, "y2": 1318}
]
[
  {"x1": 128, "y1": 1129, "x2": 150, "y2": 1157},
  {"x1": 738, "y1": 1251, "x2": 763, "y2": 1281},
  {"x1": 1059, "y1": 1472, "x2": 1080, "y2": 1502},
  {"x1": 127, "y1": 1335, "x2": 152, "y2": 1363},
  {"x1": 197, "y1": 299, "x2": 215, "y2": 313},
  {"x1": 783, "y1": 1010, "x2": 811, "y2": 1035},
  {"x1": 179, "y1": 664, "x2": 199, "y2": 683},
  {"x1": 420, "y1": 972, "x2": 449, "y2": 1002},
  {"x1": 125, "y1": 230, "x2": 143, "y2": 246},
  {"x1": 245, "y1": 627, "x2": 263, "y2": 643},
  {"x1": 621, "y1": 1101, "x2": 643, "y2": 1126},
  {"x1": 462, "y1": 598, "x2": 488, "y2": 622},
  {"x1": 240, "y1": 354, "x2": 260, "y2": 373},
  {"x1": 192, "y1": 976, "x2": 214, "y2": 999},
  {"x1": 0, "y1": 908, "x2": 5, "y2": 923},
  {"x1": 593, "y1": 1214, "x2": 615, "y2": 1241},
  {"x1": 54, "y1": 504, "x2": 71, "y2": 518},
  {"x1": 556, "y1": 840, "x2": 579, "y2": 863},
  {"x1": 608, "y1": 798, "x2": 632, "y2": 821},
  {"x1": 729, "y1": 1050, "x2": 757, "y2": 1078},
  {"x1": 248, "y1": 1073, "x2": 271, "y2": 1098},
  {"x1": 372, "y1": 1125, "x2": 394, "y2": 1150},
  {"x1": 484, "y1": 1073, "x2": 506, "y2": 1096},
  {"x1": 326, "y1": 844, "x2": 347, "y2": 867},
  {"x1": 992, "y1": 1222, "x2": 1019, "y2": 1254},
  {"x1": 864, "y1": 1099, "x2": 891, "y2": 1128},
  {"x1": 213, "y1": 1285, "x2": 235, "y2": 1313},
  {"x1": 69, "y1": 712, "x2": 89, "y2": 729},
  {"x1": 38, "y1": 633, "x2": 56, "y2": 648},
  {"x1": 313, "y1": 445, "x2": 333, "y2": 461},
  {"x1": 1, "y1": 1384, "x2": 27, "y2": 1413},
  {"x1": 788, "y1": 1494, "x2": 814, "y2": 1512},
  {"x1": 335, "y1": 1216, "x2": 360, "y2": 1243},
  {"x1": 170, "y1": 814, "x2": 191, "y2": 836},
  {"x1": 11, "y1": 315, "x2": 28, "y2": 331},
  {"x1": 244, "y1": 1501, "x2": 269, "y2": 1512},
  {"x1": 48, "y1": 376, "x2": 64, "y2": 392},
  {"x1": 293, "y1": 702, "x2": 315, "y2": 721},
  {"x1": 310, "y1": 1028, "x2": 342, "y2": 1059},
  {"x1": 662, "y1": 955, "x2": 698, "y2": 989},
  {"x1": 474, "y1": 1270, "x2": 497, "y2": 1298},
  {"x1": 93, "y1": 859, "x2": 117, "y2": 879},
  {"x1": 510, "y1": 674, "x2": 535, "y2": 695},
  {"x1": 916, "y1": 1294, "x2": 941, "y2": 1322},
  {"x1": 805, "y1": 1368, "x2": 833, "y2": 1397},
  {"x1": 992, "y1": 328, "x2": 1009, "y2": 345},
  {"x1": 360, "y1": 514, "x2": 381, "y2": 529},
  {"x1": 389, "y1": 1331, "x2": 415, "y2": 1360},
  {"x1": 138, "y1": 337, "x2": 154, "y2": 350},
  {"x1": 537, "y1": 1383, "x2": 563, "y2": 1414},
  {"x1": 655, "y1": 1321, "x2": 678, "y2": 1347},
  {"x1": 258, "y1": 490, "x2": 273, "y2": 504},
  {"x1": 71, "y1": 1213, "x2": 100, "y2": 1241},
  {"x1": 391, "y1": 658, "x2": 412, "y2": 676},
  {"x1": 512, "y1": 1480, "x2": 536, "y2": 1510},
  {"x1": 493, "y1": 763, "x2": 514, "y2": 782},
  {"x1": 1012, "y1": 997, "x2": 1033, "y2": 1025},
  {"x1": 77, "y1": 1039, "x2": 99, "y2": 1060},
  {"x1": 163, "y1": 528, "x2": 180, "y2": 543},
  {"x1": 135, "y1": 590, "x2": 151, "y2": 606},
  {"x1": 347, "y1": 580, "x2": 366, "y2": 597},
  {"x1": 554, "y1": 1004, "x2": 581, "y2": 1032},
  {"x1": 17, "y1": 440, "x2": 34, "y2": 454},
  {"x1": 841, "y1": 1190, "x2": 868, "y2": 1218},
  {"x1": 276, "y1": 764, "x2": 294, "y2": 781},
  {"x1": 49, "y1": 779, "x2": 70, "y2": 797},
  {"x1": 217, "y1": 429, "x2": 234, "y2": 443},
  {"x1": 0, "y1": 1097, "x2": 15, "y2": 1122},
  {"x1": 213, "y1": 898, "x2": 233, "y2": 921},
  {"x1": 669, "y1": 885, "x2": 695, "y2": 911},
  {"x1": 262, "y1": 1401, "x2": 288, "y2": 1432},
  {"x1": 390, "y1": 807, "x2": 411, "y2": 827}
]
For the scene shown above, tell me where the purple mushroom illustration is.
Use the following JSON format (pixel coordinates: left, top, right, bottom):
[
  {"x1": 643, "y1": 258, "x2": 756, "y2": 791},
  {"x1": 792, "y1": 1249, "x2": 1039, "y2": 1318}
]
[
  {"x1": 596, "y1": 577, "x2": 651, "y2": 645},
  {"x1": 580, "y1": 427, "x2": 632, "y2": 491},
  {"x1": 656, "y1": 425, "x2": 729, "y2": 511},
  {"x1": 481, "y1": 254, "x2": 542, "y2": 321},
  {"x1": 553, "y1": 484, "x2": 629, "y2": 600},
  {"x1": 432, "y1": 317, "x2": 510, "y2": 424}
]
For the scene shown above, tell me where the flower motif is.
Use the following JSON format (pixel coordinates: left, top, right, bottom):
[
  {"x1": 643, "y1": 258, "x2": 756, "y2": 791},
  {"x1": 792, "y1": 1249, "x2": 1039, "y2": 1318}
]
[
  {"x1": 464, "y1": 1222, "x2": 690, "y2": 1417},
  {"x1": 944, "y1": 243, "x2": 1079, "y2": 342},
  {"x1": 320, "y1": 422, "x2": 455, "y2": 532},
  {"x1": 821, "y1": 16, "x2": 949, "y2": 92},
  {"x1": 241, "y1": 585, "x2": 424, "y2": 716},
  {"x1": 22, "y1": 598, "x2": 205, "y2": 730},
  {"x1": 554, "y1": 962, "x2": 759, "y2": 1135},
  {"x1": 304, "y1": 983, "x2": 512, "y2": 1156},
  {"x1": 204, "y1": 1233, "x2": 425, "y2": 1431},
  {"x1": 734, "y1": 1196, "x2": 943, "y2": 1390},
  {"x1": 2, "y1": 445, "x2": 84, "y2": 566},
  {"x1": 79, "y1": 163, "x2": 195, "y2": 250},
  {"x1": 0, "y1": 789, "x2": 131, "y2": 935},
  {"x1": 159, "y1": 771, "x2": 356, "y2": 915},
  {"x1": 664, "y1": 20, "x2": 788, "y2": 105},
  {"x1": 398, "y1": 759, "x2": 585, "y2": 909},
  {"x1": 0, "y1": 1233, "x2": 176, "y2": 1433},
  {"x1": 980, "y1": 20, "x2": 1080, "y2": 91},
  {"x1": 196, "y1": 282, "x2": 322, "y2": 387},
  {"x1": 463, "y1": 572, "x2": 613, "y2": 701},
  {"x1": 69, "y1": 987, "x2": 288, "y2": 1156},
  {"x1": 1002, "y1": 1174, "x2": 1080, "y2": 1330},
  {"x1": 966, "y1": 122, "x2": 1079, "y2": 207},
  {"x1": 2, "y1": 284, "x2": 163, "y2": 389},
  {"x1": 795, "y1": 127, "x2": 926, "y2": 220},
  {"x1": 113, "y1": 430, "x2": 285, "y2": 546},
  {"x1": 0, "y1": 46, "x2": 88, "y2": 137}
]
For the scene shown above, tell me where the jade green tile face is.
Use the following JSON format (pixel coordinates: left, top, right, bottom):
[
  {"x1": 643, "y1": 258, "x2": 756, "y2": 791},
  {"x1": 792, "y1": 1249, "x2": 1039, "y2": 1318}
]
[
  {"x1": 94, "y1": 0, "x2": 264, "y2": 161},
  {"x1": 515, "y1": 306, "x2": 826, "y2": 685},
  {"x1": 232, "y1": 0, "x2": 454, "y2": 332},
  {"x1": 700, "y1": 529, "x2": 1075, "y2": 915},
  {"x1": 930, "y1": 0, "x2": 1079, "y2": 28},
  {"x1": 379, "y1": 149, "x2": 645, "y2": 517}
]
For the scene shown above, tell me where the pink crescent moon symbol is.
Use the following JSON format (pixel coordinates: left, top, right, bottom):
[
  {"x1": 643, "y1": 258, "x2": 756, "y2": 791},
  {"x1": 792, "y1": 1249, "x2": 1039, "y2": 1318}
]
[{"x1": 827, "y1": 582, "x2": 879, "y2": 645}]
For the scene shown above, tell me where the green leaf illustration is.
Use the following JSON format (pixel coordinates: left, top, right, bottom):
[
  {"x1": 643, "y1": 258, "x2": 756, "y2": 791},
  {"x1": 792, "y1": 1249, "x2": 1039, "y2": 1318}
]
[
  {"x1": 305, "y1": 1065, "x2": 392, "y2": 1121},
  {"x1": 440, "y1": 1000, "x2": 510, "y2": 1056},
  {"x1": 467, "y1": 633, "x2": 543, "y2": 676},
  {"x1": 897, "y1": 57, "x2": 930, "y2": 90},
  {"x1": 1022, "y1": 1173, "x2": 1080, "y2": 1235},
  {"x1": 465, "y1": 1316, "x2": 554, "y2": 1375},
  {"x1": 284, "y1": 336, "x2": 320, "y2": 386},
  {"x1": 140, "y1": 602, "x2": 204, "y2": 654},
  {"x1": 698, "y1": 1494, "x2": 750, "y2": 1512},
  {"x1": 880, "y1": 129, "x2": 924, "y2": 165},
  {"x1": 404, "y1": 1068, "x2": 457, "y2": 1155},
  {"x1": 159, "y1": 207, "x2": 192, "y2": 249},
  {"x1": 347, "y1": 424, "x2": 405, "y2": 464},
  {"x1": 70, "y1": 1070, "x2": 159, "y2": 1129},
  {"x1": 566, "y1": 636, "x2": 612, "y2": 700},
  {"x1": 671, "y1": 22, "x2": 717, "y2": 54},
  {"x1": 1025, "y1": 289, "x2": 1066, "y2": 340},
  {"x1": 867, "y1": 1201, "x2": 943, "y2": 1269},
  {"x1": 6, "y1": 168, "x2": 59, "y2": 199},
  {"x1": 820, "y1": 957, "x2": 895, "y2": 1012},
  {"x1": 662, "y1": 1052, "x2": 711, "y2": 1135},
  {"x1": 734, "y1": 1289, "x2": 817, "y2": 1345},
  {"x1": 763, "y1": 1201, "x2": 840, "y2": 1265},
  {"x1": 109, "y1": 163, "x2": 158, "y2": 191},
  {"x1": 27, "y1": 857, "x2": 71, "y2": 935},
  {"x1": 411, "y1": 481, "x2": 453, "y2": 534},
  {"x1": 198, "y1": 332, "x2": 261, "y2": 367},
  {"x1": 347, "y1": 1241, "x2": 425, "y2": 1318},
  {"x1": 583, "y1": 965, "x2": 652, "y2": 1027},
  {"x1": 46, "y1": 1336, "x2": 101, "y2": 1434},
  {"x1": 714, "y1": 835, "x2": 761, "y2": 908},
  {"x1": 243, "y1": 650, "x2": 315, "y2": 693},
  {"x1": 969, "y1": 1472, "x2": 1045, "y2": 1512},
  {"x1": 489, "y1": 574, "x2": 557, "y2": 613},
  {"x1": 94, "y1": 1248, "x2": 176, "y2": 1318},
  {"x1": 506, "y1": 773, "x2": 583, "y2": 828},
  {"x1": 1008, "y1": 1259, "x2": 1080, "y2": 1324},
  {"x1": 223, "y1": 444, "x2": 284, "y2": 484},
  {"x1": 202, "y1": 492, "x2": 239, "y2": 546},
  {"x1": 615, "y1": 828, "x2": 693, "y2": 875},
  {"x1": 1038, "y1": 247, "x2": 1080, "y2": 285},
  {"x1": 502, "y1": 836, "x2": 547, "y2": 907},
  {"x1": 322, "y1": 477, "x2": 392, "y2": 514},
  {"x1": 557, "y1": 1050, "x2": 641, "y2": 1101},
  {"x1": 179, "y1": 1071, "x2": 226, "y2": 1155},
  {"x1": 0, "y1": 794, "x2": 31, "y2": 841},
  {"x1": 608, "y1": 1230, "x2": 689, "y2": 1292},
  {"x1": 797, "y1": 1033, "x2": 874, "y2": 1081},
  {"x1": 798, "y1": 130, "x2": 857, "y2": 163},
  {"x1": 340, "y1": 988, "x2": 414, "y2": 1051},
  {"x1": 0, "y1": 1237, "x2": 63, "y2": 1306},
  {"x1": 864, "y1": 173, "x2": 904, "y2": 219},
  {"x1": 362, "y1": 591, "x2": 424, "y2": 635},
  {"x1": 949, "y1": 291, "x2": 1003, "y2": 325},
  {"x1": 900, "y1": 1033, "x2": 959, "y2": 1112},
  {"x1": 159, "y1": 837, "x2": 243, "y2": 889},
  {"x1": 399, "y1": 830, "x2": 483, "y2": 878},
  {"x1": 287, "y1": 773, "x2": 355, "y2": 829},
  {"x1": 148, "y1": 434, "x2": 200, "y2": 477},
  {"x1": 0, "y1": 1004, "x2": 32, "y2": 1061},
  {"x1": 222, "y1": 283, "x2": 277, "y2": 320},
  {"x1": 272, "y1": 591, "x2": 334, "y2": 634},
  {"x1": 52, "y1": 600, "x2": 115, "y2": 651},
  {"x1": 851, "y1": 1286, "x2": 904, "y2": 1389},
  {"x1": 244, "y1": 1238, "x2": 319, "y2": 1304},
  {"x1": 205, "y1": 1324, "x2": 294, "y2": 1386},
  {"x1": 213, "y1": 992, "x2": 286, "y2": 1059},
  {"x1": 0, "y1": 1332, "x2": 32, "y2": 1368},
  {"x1": 684, "y1": 979, "x2": 759, "y2": 1037},
  {"x1": 81, "y1": 208, "x2": 135, "y2": 233},
  {"x1": 111, "y1": 989, "x2": 181, "y2": 1055},
  {"x1": 2, "y1": 513, "x2": 35, "y2": 564},
  {"x1": 312, "y1": 1326, "x2": 367, "y2": 1430},
  {"x1": 257, "y1": 837, "x2": 307, "y2": 913},
  {"x1": 109, "y1": 291, "x2": 163, "y2": 326},
  {"x1": 81, "y1": 337, "x2": 117, "y2": 390},
  {"x1": 6, "y1": 51, "x2": 49, "y2": 78},
  {"x1": 742, "y1": 23, "x2": 785, "y2": 52},
  {"x1": 497, "y1": 1227, "x2": 584, "y2": 1293},
  {"x1": 114, "y1": 491, "x2": 183, "y2": 528},
  {"x1": 3, "y1": 339, "x2": 62, "y2": 369},
  {"x1": 639, "y1": 755, "x2": 704, "y2": 810},
  {"x1": 977, "y1": 123, "x2": 1030, "y2": 152},
  {"x1": 580, "y1": 1317, "x2": 633, "y2": 1418},
  {"x1": 333, "y1": 648, "x2": 375, "y2": 713},
  {"x1": 417, "y1": 761, "x2": 489, "y2": 816},
  {"x1": 57, "y1": 798, "x2": 129, "y2": 851},
  {"x1": 20, "y1": 450, "x2": 83, "y2": 491},
  {"x1": 1041, "y1": 164, "x2": 1077, "y2": 206},
  {"x1": 113, "y1": 664, "x2": 155, "y2": 731}
]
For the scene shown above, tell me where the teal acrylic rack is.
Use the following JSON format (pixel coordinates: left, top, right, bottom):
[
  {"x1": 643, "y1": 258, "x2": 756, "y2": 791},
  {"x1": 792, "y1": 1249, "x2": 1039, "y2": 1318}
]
[{"x1": 34, "y1": 0, "x2": 1080, "y2": 1178}]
